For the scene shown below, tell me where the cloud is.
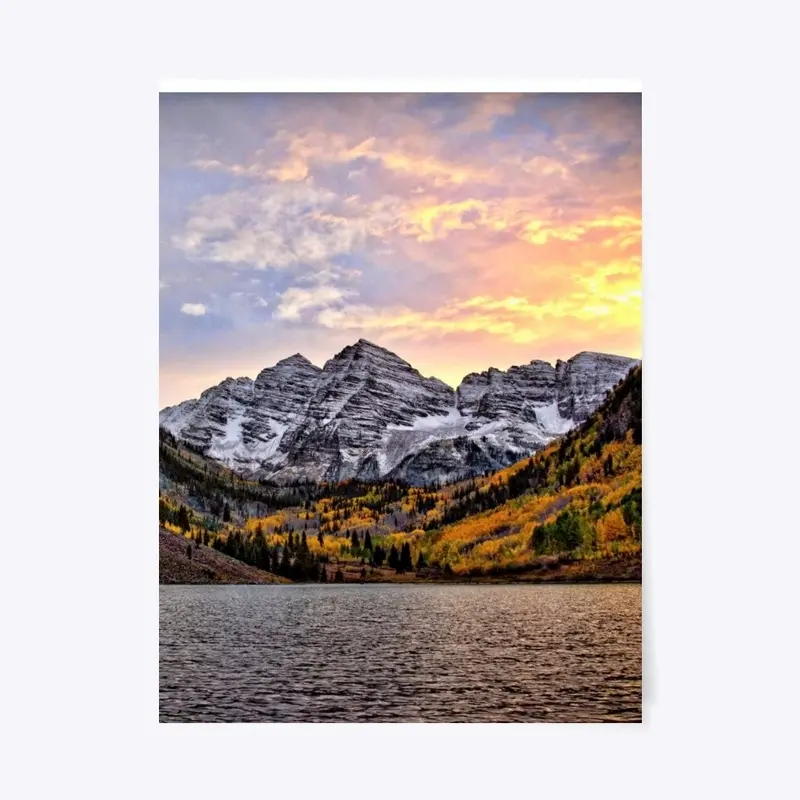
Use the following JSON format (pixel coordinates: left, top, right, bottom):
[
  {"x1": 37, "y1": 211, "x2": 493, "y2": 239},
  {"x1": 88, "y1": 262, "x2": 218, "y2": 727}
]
[
  {"x1": 168, "y1": 95, "x2": 641, "y2": 279},
  {"x1": 521, "y1": 155, "x2": 571, "y2": 179},
  {"x1": 311, "y1": 266, "x2": 640, "y2": 346},
  {"x1": 274, "y1": 284, "x2": 356, "y2": 321},
  {"x1": 171, "y1": 182, "x2": 378, "y2": 270},
  {"x1": 197, "y1": 136, "x2": 489, "y2": 194},
  {"x1": 518, "y1": 214, "x2": 641, "y2": 246},
  {"x1": 453, "y1": 93, "x2": 521, "y2": 133},
  {"x1": 180, "y1": 303, "x2": 208, "y2": 316}
]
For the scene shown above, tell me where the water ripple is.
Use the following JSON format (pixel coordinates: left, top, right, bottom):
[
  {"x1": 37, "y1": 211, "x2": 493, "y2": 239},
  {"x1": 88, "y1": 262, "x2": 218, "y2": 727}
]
[{"x1": 160, "y1": 584, "x2": 641, "y2": 722}]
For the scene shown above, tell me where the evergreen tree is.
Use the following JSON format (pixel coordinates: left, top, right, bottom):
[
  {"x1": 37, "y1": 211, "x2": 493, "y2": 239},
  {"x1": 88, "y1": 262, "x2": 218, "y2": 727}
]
[
  {"x1": 317, "y1": 529, "x2": 324, "y2": 547},
  {"x1": 334, "y1": 568, "x2": 345, "y2": 583},
  {"x1": 320, "y1": 565, "x2": 327, "y2": 583},
  {"x1": 291, "y1": 558, "x2": 306, "y2": 582},
  {"x1": 388, "y1": 544, "x2": 399, "y2": 571},
  {"x1": 301, "y1": 530, "x2": 308, "y2": 552},
  {"x1": 279, "y1": 547, "x2": 291, "y2": 577},
  {"x1": 363, "y1": 530, "x2": 373, "y2": 551},
  {"x1": 288, "y1": 530, "x2": 295, "y2": 550},
  {"x1": 186, "y1": 543, "x2": 192, "y2": 560},
  {"x1": 351, "y1": 530, "x2": 360, "y2": 550},
  {"x1": 222, "y1": 502, "x2": 231, "y2": 522},
  {"x1": 177, "y1": 504, "x2": 191, "y2": 533},
  {"x1": 257, "y1": 542, "x2": 271, "y2": 571},
  {"x1": 416, "y1": 551, "x2": 426, "y2": 570},
  {"x1": 400, "y1": 541, "x2": 413, "y2": 572}
]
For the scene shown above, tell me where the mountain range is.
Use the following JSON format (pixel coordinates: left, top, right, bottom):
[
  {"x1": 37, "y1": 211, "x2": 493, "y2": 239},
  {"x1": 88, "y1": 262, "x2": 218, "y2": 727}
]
[{"x1": 159, "y1": 339, "x2": 639, "y2": 485}]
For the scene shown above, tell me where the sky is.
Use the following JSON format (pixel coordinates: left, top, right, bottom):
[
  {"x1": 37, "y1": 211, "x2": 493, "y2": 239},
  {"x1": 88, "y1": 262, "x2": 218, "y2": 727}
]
[{"x1": 160, "y1": 93, "x2": 641, "y2": 408}]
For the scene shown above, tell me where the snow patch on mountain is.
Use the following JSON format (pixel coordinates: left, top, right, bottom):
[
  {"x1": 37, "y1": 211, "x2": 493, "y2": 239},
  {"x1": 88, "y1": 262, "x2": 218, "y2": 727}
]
[{"x1": 160, "y1": 340, "x2": 639, "y2": 485}]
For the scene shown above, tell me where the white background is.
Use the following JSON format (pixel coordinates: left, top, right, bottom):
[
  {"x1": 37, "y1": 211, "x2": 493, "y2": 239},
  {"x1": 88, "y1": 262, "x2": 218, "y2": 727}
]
[{"x1": 2, "y1": 0, "x2": 798, "y2": 797}]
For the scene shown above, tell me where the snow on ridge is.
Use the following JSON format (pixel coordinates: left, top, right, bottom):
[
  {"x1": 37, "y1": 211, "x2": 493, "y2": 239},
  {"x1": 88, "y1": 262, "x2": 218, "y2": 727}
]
[
  {"x1": 529, "y1": 401, "x2": 575, "y2": 436},
  {"x1": 386, "y1": 405, "x2": 465, "y2": 432},
  {"x1": 162, "y1": 343, "x2": 636, "y2": 484}
]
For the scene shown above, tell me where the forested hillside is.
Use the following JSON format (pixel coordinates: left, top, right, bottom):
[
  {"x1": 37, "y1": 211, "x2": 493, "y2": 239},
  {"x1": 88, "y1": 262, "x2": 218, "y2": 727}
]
[
  {"x1": 418, "y1": 364, "x2": 641, "y2": 577},
  {"x1": 159, "y1": 366, "x2": 642, "y2": 582}
]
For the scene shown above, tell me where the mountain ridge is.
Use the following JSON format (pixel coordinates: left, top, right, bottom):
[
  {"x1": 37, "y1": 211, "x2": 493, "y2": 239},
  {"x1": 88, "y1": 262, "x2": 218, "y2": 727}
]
[{"x1": 160, "y1": 340, "x2": 639, "y2": 485}]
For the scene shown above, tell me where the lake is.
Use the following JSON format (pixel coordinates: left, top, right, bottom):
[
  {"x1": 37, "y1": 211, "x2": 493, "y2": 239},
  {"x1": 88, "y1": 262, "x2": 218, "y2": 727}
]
[{"x1": 160, "y1": 583, "x2": 641, "y2": 722}]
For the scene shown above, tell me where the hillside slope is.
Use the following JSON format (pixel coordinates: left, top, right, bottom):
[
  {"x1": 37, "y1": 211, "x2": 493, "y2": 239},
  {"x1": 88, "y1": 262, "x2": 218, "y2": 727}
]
[
  {"x1": 419, "y1": 364, "x2": 642, "y2": 577},
  {"x1": 159, "y1": 528, "x2": 289, "y2": 584}
]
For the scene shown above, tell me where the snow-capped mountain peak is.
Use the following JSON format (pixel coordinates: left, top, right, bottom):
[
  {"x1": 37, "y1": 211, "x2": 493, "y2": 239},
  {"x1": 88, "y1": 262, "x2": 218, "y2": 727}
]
[{"x1": 160, "y1": 342, "x2": 639, "y2": 485}]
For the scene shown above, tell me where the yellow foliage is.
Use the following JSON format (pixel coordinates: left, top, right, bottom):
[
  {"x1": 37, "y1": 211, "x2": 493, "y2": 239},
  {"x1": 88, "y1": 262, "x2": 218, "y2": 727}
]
[
  {"x1": 245, "y1": 512, "x2": 285, "y2": 533},
  {"x1": 596, "y1": 508, "x2": 629, "y2": 547},
  {"x1": 163, "y1": 521, "x2": 183, "y2": 535}
]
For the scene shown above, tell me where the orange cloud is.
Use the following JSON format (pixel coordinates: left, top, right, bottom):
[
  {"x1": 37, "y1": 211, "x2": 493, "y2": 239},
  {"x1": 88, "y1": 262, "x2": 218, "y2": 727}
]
[
  {"x1": 519, "y1": 214, "x2": 641, "y2": 246},
  {"x1": 313, "y1": 257, "x2": 641, "y2": 347}
]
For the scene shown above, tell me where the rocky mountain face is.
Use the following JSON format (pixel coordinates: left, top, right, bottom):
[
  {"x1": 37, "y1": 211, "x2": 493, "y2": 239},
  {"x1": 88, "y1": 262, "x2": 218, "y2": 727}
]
[
  {"x1": 159, "y1": 354, "x2": 322, "y2": 467},
  {"x1": 160, "y1": 339, "x2": 638, "y2": 485}
]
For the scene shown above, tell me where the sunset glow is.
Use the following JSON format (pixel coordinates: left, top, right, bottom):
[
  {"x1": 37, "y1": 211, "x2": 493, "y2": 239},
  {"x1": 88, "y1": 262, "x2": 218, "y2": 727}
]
[{"x1": 160, "y1": 93, "x2": 641, "y2": 407}]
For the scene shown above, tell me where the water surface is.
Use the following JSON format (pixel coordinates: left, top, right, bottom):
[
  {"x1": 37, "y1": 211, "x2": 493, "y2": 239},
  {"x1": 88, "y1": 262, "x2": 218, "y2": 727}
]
[{"x1": 160, "y1": 583, "x2": 641, "y2": 722}]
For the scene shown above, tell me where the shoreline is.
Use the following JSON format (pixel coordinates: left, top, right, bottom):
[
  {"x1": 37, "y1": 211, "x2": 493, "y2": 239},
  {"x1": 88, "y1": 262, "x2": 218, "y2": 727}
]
[
  {"x1": 159, "y1": 572, "x2": 642, "y2": 587},
  {"x1": 160, "y1": 577, "x2": 642, "y2": 586},
  {"x1": 160, "y1": 527, "x2": 641, "y2": 587}
]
